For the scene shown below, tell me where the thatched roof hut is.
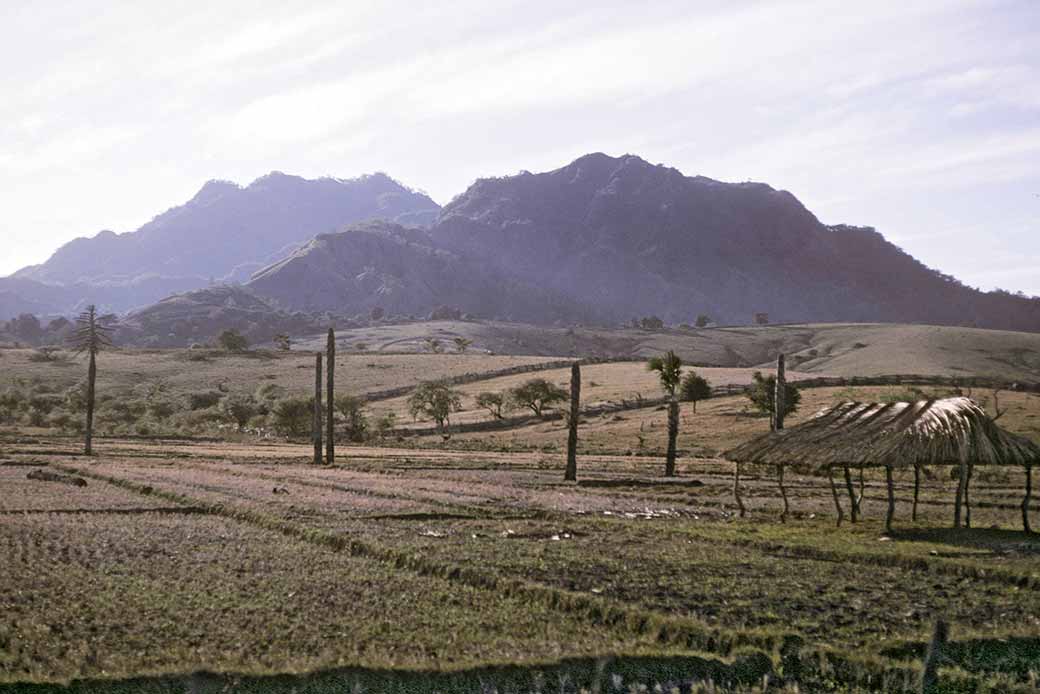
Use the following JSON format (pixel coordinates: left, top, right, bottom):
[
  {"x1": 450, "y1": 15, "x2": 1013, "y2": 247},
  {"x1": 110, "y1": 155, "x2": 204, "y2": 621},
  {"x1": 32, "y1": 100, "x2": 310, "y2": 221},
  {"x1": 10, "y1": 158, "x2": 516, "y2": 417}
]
[{"x1": 724, "y1": 397, "x2": 1039, "y2": 533}]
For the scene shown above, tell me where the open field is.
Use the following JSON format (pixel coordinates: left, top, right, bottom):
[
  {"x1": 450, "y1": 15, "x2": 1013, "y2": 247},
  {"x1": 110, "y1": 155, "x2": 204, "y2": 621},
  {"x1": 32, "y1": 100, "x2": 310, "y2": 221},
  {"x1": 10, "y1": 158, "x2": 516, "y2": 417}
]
[
  {"x1": 2, "y1": 431, "x2": 1039, "y2": 692},
  {"x1": 293, "y1": 320, "x2": 1040, "y2": 381}
]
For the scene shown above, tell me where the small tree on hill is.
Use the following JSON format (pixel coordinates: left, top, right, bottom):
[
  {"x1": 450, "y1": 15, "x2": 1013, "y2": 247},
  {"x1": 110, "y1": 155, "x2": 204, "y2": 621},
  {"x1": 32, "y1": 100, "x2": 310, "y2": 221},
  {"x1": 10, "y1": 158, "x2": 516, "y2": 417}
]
[
  {"x1": 218, "y1": 329, "x2": 248, "y2": 352},
  {"x1": 680, "y1": 371, "x2": 712, "y2": 412},
  {"x1": 508, "y1": 378, "x2": 568, "y2": 417},
  {"x1": 648, "y1": 350, "x2": 683, "y2": 476},
  {"x1": 408, "y1": 381, "x2": 462, "y2": 431},
  {"x1": 424, "y1": 337, "x2": 444, "y2": 354},
  {"x1": 695, "y1": 314, "x2": 711, "y2": 328},
  {"x1": 475, "y1": 392, "x2": 507, "y2": 419},
  {"x1": 222, "y1": 394, "x2": 259, "y2": 429},
  {"x1": 453, "y1": 337, "x2": 472, "y2": 353},
  {"x1": 68, "y1": 305, "x2": 113, "y2": 455},
  {"x1": 334, "y1": 394, "x2": 369, "y2": 442},
  {"x1": 747, "y1": 371, "x2": 801, "y2": 418},
  {"x1": 274, "y1": 334, "x2": 291, "y2": 351},
  {"x1": 639, "y1": 316, "x2": 664, "y2": 331}
]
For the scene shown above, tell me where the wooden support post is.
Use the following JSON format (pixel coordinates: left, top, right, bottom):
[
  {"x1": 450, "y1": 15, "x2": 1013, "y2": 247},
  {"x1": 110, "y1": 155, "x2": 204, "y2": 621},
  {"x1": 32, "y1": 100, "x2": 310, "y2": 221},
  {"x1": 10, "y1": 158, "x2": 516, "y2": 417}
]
[
  {"x1": 564, "y1": 362, "x2": 580, "y2": 482},
  {"x1": 665, "y1": 398, "x2": 679, "y2": 477},
  {"x1": 326, "y1": 329, "x2": 335, "y2": 465},
  {"x1": 843, "y1": 466, "x2": 858, "y2": 523},
  {"x1": 912, "y1": 466, "x2": 921, "y2": 522},
  {"x1": 857, "y1": 467, "x2": 865, "y2": 512},
  {"x1": 313, "y1": 353, "x2": 322, "y2": 465},
  {"x1": 733, "y1": 462, "x2": 746, "y2": 518},
  {"x1": 1024, "y1": 463, "x2": 1033, "y2": 534},
  {"x1": 920, "y1": 618, "x2": 948, "y2": 694},
  {"x1": 828, "y1": 467, "x2": 844, "y2": 527},
  {"x1": 964, "y1": 463, "x2": 973, "y2": 529},
  {"x1": 954, "y1": 460, "x2": 967, "y2": 529},
  {"x1": 777, "y1": 465, "x2": 789, "y2": 523},
  {"x1": 774, "y1": 353, "x2": 786, "y2": 431},
  {"x1": 885, "y1": 465, "x2": 896, "y2": 534}
]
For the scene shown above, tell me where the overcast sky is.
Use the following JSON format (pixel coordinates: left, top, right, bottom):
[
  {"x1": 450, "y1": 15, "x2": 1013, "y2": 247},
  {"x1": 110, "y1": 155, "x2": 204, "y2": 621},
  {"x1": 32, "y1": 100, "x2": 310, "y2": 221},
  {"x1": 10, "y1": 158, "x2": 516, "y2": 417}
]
[{"x1": 2, "y1": 0, "x2": 1038, "y2": 294}]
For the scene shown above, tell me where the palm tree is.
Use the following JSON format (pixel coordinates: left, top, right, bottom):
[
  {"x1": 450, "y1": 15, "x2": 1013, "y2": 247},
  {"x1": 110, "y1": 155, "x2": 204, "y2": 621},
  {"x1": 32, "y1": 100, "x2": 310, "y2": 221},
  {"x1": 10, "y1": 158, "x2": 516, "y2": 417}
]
[
  {"x1": 647, "y1": 350, "x2": 682, "y2": 476},
  {"x1": 68, "y1": 305, "x2": 113, "y2": 455}
]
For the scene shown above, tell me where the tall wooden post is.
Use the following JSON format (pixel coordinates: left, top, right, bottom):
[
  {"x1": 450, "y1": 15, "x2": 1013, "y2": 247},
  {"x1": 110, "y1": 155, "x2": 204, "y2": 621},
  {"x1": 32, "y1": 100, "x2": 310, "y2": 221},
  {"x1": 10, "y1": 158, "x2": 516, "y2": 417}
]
[
  {"x1": 828, "y1": 467, "x2": 844, "y2": 527},
  {"x1": 912, "y1": 466, "x2": 921, "y2": 522},
  {"x1": 665, "y1": 398, "x2": 679, "y2": 477},
  {"x1": 564, "y1": 362, "x2": 580, "y2": 481},
  {"x1": 964, "y1": 463, "x2": 973, "y2": 529},
  {"x1": 1024, "y1": 463, "x2": 1033, "y2": 534},
  {"x1": 313, "y1": 353, "x2": 323, "y2": 465},
  {"x1": 954, "y1": 458, "x2": 968, "y2": 528},
  {"x1": 885, "y1": 465, "x2": 896, "y2": 534},
  {"x1": 326, "y1": 329, "x2": 335, "y2": 465},
  {"x1": 777, "y1": 465, "x2": 789, "y2": 523},
  {"x1": 774, "y1": 353, "x2": 786, "y2": 431},
  {"x1": 843, "y1": 466, "x2": 859, "y2": 522},
  {"x1": 84, "y1": 351, "x2": 96, "y2": 456}
]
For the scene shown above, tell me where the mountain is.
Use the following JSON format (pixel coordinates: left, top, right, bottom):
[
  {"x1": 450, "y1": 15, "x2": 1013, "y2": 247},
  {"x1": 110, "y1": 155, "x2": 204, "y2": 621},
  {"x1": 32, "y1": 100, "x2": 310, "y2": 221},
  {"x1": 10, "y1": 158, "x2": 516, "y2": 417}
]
[
  {"x1": 430, "y1": 153, "x2": 1040, "y2": 331},
  {"x1": 2, "y1": 172, "x2": 440, "y2": 318},
  {"x1": 247, "y1": 220, "x2": 597, "y2": 324}
]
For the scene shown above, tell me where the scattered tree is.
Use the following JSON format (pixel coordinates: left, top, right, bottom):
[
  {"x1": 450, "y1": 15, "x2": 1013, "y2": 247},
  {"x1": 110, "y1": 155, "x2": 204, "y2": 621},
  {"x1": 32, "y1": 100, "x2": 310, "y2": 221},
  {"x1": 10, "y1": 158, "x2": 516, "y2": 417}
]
[
  {"x1": 274, "y1": 333, "x2": 291, "y2": 351},
  {"x1": 639, "y1": 316, "x2": 665, "y2": 331},
  {"x1": 747, "y1": 371, "x2": 801, "y2": 418},
  {"x1": 222, "y1": 394, "x2": 259, "y2": 429},
  {"x1": 508, "y1": 378, "x2": 568, "y2": 417},
  {"x1": 334, "y1": 394, "x2": 368, "y2": 442},
  {"x1": 475, "y1": 391, "x2": 507, "y2": 419},
  {"x1": 453, "y1": 337, "x2": 473, "y2": 353},
  {"x1": 217, "y1": 329, "x2": 248, "y2": 352},
  {"x1": 423, "y1": 337, "x2": 444, "y2": 354},
  {"x1": 408, "y1": 381, "x2": 462, "y2": 431},
  {"x1": 695, "y1": 314, "x2": 711, "y2": 328},
  {"x1": 271, "y1": 397, "x2": 313, "y2": 436},
  {"x1": 67, "y1": 305, "x2": 113, "y2": 455},
  {"x1": 679, "y1": 371, "x2": 712, "y2": 411},
  {"x1": 370, "y1": 306, "x2": 385, "y2": 321},
  {"x1": 648, "y1": 350, "x2": 683, "y2": 476}
]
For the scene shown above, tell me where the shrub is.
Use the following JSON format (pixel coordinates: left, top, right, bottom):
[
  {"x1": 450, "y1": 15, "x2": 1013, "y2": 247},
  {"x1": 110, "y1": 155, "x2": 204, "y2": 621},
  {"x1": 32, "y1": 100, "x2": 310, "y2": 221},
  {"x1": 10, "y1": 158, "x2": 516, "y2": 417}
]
[
  {"x1": 147, "y1": 399, "x2": 177, "y2": 422},
  {"x1": 222, "y1": 394, "x2": 260, "y2": 429},
  {"x1": 746, "y1": 371, "x2": 801, "y2": 418},
  {"x1": 475, "y1": 392, "x2": 507, "y2": 419},
  {"x1": 271, "y1": 397, "x2": 312, "y2": 437},
  {"x1": 187, "y1": 390, "x2": 223, "y2": 411},
  {"x1": 333, "y1": 394, "x2": 368, "y2": 442},
  {"x1": 508, "y1": 378, "x2": 567, "y2": 417},
  {"x1": 28, "y1": 347, "x2": 65, "y2": 363},
  {"x1": 217, "y1": 329, "x2": 248, "y2": 352}
]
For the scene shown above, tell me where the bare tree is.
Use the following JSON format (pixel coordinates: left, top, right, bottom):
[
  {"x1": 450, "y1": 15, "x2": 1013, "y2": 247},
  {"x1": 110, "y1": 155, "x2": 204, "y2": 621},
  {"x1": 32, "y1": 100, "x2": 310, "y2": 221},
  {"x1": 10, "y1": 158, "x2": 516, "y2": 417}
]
[{"x1": 68, "y1": 305, "x2": 113, "y2": 455}]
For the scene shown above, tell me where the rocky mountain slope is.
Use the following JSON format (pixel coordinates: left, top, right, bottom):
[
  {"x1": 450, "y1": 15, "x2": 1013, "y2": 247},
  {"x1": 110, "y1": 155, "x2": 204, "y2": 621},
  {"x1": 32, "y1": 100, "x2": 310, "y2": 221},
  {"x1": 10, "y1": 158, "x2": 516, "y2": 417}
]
[{"x1": 2, "y1": 172, "x2": 439, "y2": 317}]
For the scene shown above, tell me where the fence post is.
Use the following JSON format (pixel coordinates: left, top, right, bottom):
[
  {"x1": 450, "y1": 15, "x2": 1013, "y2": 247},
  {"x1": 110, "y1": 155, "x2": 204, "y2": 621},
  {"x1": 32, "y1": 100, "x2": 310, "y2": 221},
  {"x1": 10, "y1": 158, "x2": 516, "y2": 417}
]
[
  {"x1": 313, "y1": 353, "x2": 323, "y2": 465},
  {"x1": 920, "y1": 618, "x2": 948, "y2": 693},
  {"x1": 326, "y1": 329, "x2": 335, "y2": 465},
  {"x1": 564, "y1": 362, "x2": 580, "y2": 482},
  {"x1": 774, "y1": 353, "x2": 786, "y2": 431}
]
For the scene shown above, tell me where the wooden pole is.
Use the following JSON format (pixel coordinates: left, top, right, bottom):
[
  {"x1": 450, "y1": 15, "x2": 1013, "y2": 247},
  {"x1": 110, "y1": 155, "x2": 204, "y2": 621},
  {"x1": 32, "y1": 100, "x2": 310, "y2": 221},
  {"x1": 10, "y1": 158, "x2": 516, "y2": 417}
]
[
  {"x1": 84, "y1": 350, "x2": 96, "y2": 456},
  {"x1": 885, "y1": 465, "x2": 896, "y2": 534},
  {"x1": 665, "y1": 398, "x2": 679, "y2": 477},
  {"x1": 964, "y1": 463, "x2": 973, "y2": 529},
  {"x1": 828, "y1": 467, "x2": 844, "y2": 527},
  {"x1": 1024, "y1": 463, "x2": 1033, "y2": 534},
  {"x1": 313, "y1": 353, "x2": 322, "y2": 465},
  {"x1": 843, "y1": 466, "x2": 858, "y2": 522},
  {"x1": 912, "y1": 466, "x2": 921, "y2": 522},
  {"x1": 734, "y1": 462, "x2": 746, "y2": 518},
  {"x1": 777, "y1": 465, "x2": 789, "y2": 523},
  {"x1": 920, "y1": 618, "x2": 948, "y2": 694},
  {"x1": 326, "y1": 329, "x2": 335, "y2": 465},
  {"x1": 774, "y1": 353, "x2": 786, "y2": 431},
  {"x1": 564, "y1": 362, "x2": 580, "y2": 481},
  {"x1": 857, "y1": 467, "x2": 865, "y2": 511},
  {"x1": 954, "y1": 460, "x2": 967, "y2": 528}
]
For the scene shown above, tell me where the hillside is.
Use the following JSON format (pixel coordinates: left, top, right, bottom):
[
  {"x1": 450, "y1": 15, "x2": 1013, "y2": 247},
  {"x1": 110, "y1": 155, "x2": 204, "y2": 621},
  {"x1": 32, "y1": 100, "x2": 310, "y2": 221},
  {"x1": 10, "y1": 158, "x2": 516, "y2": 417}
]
[
  {"x1": 1, "y1": 172, "x2": 440, "y2": 317},
  {"x1": 432, "y1": 153, "x2": 1040, "y2": 331}
]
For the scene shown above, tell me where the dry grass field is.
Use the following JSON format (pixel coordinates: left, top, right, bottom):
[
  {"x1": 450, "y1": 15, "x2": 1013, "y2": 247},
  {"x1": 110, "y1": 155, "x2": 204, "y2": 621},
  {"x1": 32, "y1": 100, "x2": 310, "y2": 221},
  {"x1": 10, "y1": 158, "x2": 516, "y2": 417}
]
[
  {"x1": 2, "y1": 432, "x2": 1038, "y2": 692},
  {"x1": 3, "y1": 328, "x2": 1040, "y2": 693}
]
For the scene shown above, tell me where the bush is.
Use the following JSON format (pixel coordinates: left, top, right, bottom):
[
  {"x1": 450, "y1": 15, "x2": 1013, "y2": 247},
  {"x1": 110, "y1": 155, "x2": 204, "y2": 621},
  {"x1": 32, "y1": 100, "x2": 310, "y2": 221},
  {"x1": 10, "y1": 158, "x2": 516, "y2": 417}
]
[
  {"x1": 28, "y1": 347, "x2": 65, "y2": 363},
  {"x1": 271, "y1": 397, "x2": 312, "y2": 437},
  {"x1": 217, "y1": 329, "x2": 248, "y2": 352},
  {"x1": 679, "y1": 372, "x2": 712, "y2": 411},
  {"x1": 333, "y1": 394, "x2": 368, "y2": 442},
  {"x1": 746, "y1": 371, "x2": 801, "y2": 418},
  {"x1": 408, "y1": 381, "x2": 462, "y2": 430},
  {"x1": 222, "y1": 394, "x2": 260, "y2": 429},
  {"x1": 475, "y1": 392, "x2": 507, "y2": 419},
  {"x1": 187, "y1": 390, "x2": 223, "y2": 411}
]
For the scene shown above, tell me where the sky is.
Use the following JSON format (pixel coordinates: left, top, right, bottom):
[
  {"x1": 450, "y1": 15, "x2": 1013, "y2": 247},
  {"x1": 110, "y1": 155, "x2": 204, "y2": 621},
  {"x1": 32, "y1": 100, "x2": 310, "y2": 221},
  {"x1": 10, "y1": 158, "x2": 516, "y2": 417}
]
[{"x1": 1, "y1": 0, "x2": 1038, "y2": 295}]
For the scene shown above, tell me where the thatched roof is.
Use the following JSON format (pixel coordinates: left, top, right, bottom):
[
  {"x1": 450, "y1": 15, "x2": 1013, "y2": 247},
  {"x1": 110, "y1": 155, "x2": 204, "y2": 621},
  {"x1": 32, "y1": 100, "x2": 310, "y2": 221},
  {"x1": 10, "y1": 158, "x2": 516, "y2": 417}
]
[{"x1": 725, "y1": 397, "x2": 1040, "y2": 470}]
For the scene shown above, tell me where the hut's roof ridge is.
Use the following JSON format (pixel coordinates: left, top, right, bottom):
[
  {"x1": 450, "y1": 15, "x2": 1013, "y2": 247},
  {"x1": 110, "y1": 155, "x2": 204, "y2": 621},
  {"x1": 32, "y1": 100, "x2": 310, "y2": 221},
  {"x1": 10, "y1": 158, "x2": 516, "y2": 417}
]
[{"x1": 725, "y1": 396, "x2": 1040, "y2": 470}]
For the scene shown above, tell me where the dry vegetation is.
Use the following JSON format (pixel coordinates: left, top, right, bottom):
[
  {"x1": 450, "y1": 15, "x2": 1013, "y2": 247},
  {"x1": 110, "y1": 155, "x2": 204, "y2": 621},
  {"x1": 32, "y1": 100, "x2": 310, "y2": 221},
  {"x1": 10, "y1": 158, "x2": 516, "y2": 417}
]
[{"x1": 2, "y1": 339, "x2": 1040, "y2": 692}]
